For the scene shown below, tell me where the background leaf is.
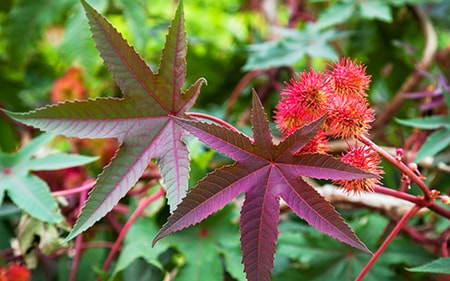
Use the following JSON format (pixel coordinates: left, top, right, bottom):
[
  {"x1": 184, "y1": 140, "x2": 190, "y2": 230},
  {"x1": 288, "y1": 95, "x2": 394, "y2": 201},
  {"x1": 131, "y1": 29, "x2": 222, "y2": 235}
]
[
  {"x1": 396, "y1": 116, "x2": 450, "y2": 129},
  {"x1": 27, "y1": 154, "x2": 98, "y2": 171},
  {"x1": 414, "y1": 127, "x2": 450, "y2": 162},
  {"x1": 6, "y1": 175, "x2": 62, "y2": 223},
  {"x1": 407, "y1": 257, "x2": 450, "y2": 274}
]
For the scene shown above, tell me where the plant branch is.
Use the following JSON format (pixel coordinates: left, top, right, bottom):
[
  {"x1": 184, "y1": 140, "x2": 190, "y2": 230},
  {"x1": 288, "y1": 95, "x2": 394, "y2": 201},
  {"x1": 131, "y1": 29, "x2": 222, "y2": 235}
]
[
  {"x1": 359, "y1": 135, "x2": 432, "y2": 200},
  {"x1": 225, "y1": 70, "x2": 262, "y2": 118},
  {"x1": 355, "y1": 204, "x2": 422, "y2": 281},
  {"x1": 187, "y1": 112, "x2": 245, "y2": 136},
  {"x1": 51, "y1": 180, "x2": 95, "y2": 197},
  {"x1": 101, "y1": 188, "x2": 166, "y2": 273},
  {"x1": 69, "y1": 188, "x2": 88, "y2": 281},
  {"x1": 371, "y1": 5, "x2": 437, "y2": 137}
]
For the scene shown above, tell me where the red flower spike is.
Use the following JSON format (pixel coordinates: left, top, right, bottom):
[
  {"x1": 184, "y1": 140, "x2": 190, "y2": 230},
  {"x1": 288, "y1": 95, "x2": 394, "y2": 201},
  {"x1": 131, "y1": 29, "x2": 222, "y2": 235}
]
[
  {"x1": 328, "y1": 58, "x2": 371, "y2": 97},
  {"x1": 326, "y1": 95, "x2": 375, "y2": 139},
  {"x1": 297, "y1": 130, "x2": 329, "y2": 154},
  {"x1": 275, "y1": 69, "x2": 331, "y2": 135},
  {"x1": 333, "y1": 144, "x2": 383, "y2": 193}
]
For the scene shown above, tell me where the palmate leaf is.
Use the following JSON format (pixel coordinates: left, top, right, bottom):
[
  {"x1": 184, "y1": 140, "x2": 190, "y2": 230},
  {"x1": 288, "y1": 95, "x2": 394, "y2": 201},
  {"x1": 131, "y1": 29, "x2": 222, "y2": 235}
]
[
  {"x1": 0, "y1": 133, "x2": 97, "y2": 223},
  {"x1": 153, "y1": 92, "x2": 378, "y2": 281},
  {"x1": 4, "y1": 0, "x2": 205, "y2": 241}
]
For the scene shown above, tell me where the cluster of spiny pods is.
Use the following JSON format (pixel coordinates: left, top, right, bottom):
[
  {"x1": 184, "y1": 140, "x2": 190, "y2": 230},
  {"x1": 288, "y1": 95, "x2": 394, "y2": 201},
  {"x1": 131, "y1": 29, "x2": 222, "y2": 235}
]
[{"x1": 274, "y1": 58, "x2": 383, "y2": 192}]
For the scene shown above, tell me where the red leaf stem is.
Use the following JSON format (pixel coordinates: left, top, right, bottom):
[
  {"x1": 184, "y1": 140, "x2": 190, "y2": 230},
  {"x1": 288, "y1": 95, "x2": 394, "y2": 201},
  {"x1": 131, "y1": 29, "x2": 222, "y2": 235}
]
[
  {"x1": 101, "y1": 188, "x2": 166, "y2": 273},
  {"x1": 187, "y1": 112, "x2": 245, "y2": 136},
  {"x1": 355, "y1": 204, "x2": 422, "y2": 281},
  {"x1": 51, "y1": 180, "x2": 95, "y2": 197},
  {"x1": 69, "y1": 188, "x2": 88, "y2": 281}
]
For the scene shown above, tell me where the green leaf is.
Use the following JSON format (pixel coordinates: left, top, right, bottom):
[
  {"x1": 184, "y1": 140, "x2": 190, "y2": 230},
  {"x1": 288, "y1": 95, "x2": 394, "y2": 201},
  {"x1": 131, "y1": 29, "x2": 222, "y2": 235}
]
[
  {"x1": 165, "y1": 205, "x2": 244, "y2": 281},
  {"x1": 27, "y1": 153, "x2": 98, "y2": 171},
  {"x1": 315, "y1": 2, "x2": 355, "y2": 29},
  {"x1": 58, "y1": 11, "x2": 102, "y2": 79},
  {"x1": 4, "y1": 0, "x2": 73, "y2": 66},
  {"x1": 0, "y1": 133, "x2": 97, "y2": 223},
  {"x1": 6, "y1": 175, "x2": 63, "y2": 223},
  {"x1": 116, "y1": 0, "x2": 148, "y2": 53},
  {"x1": 111, "y1": 217, "x2": 170, "y2": 279},
  {"x1": 176, "y1": 238, "x2": 223, "y2": 281},
  {"x1": 17, "y1": 133, "x2": 55, "y2": 161},
  {"x1": 396, "y1": 116, "x2": 450, "y2": 129},
  {"x1": 276, "y1": 214, "x2": 435, "y2": 280},
  {"x1": 415, "y1": 127, "x2": 450, "y2": 162},
  {"x1": 0, "y1": 117, "x2": 19, "y2": 153},
  {"x1": 359, "y1": 1, "x2": 392, "y2": 22},
  {"x1": 244, "y1": 25, "x2": 348, "y2": 70},
  {"x1": 407, "y1": 257, "x2": 450, "y2": 274}
]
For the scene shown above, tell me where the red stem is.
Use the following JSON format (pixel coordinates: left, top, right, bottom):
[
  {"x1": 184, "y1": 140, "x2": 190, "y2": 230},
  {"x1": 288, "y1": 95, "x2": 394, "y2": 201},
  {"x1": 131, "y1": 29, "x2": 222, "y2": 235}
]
[
  {"x1": 373, "y1": 185, "x2": 422, "y2": 204},
  {"x1": 187, "y1": 112, "x2": 244, "y2": 135},
  {"x1": 355, "y1": 204, "x2": 422, "y2": 281},
  {"x1": 374, "y1": 185, "x2": 450, "y2": 219},
  {"x1": 127, "y1": 180, "x2": 159, "y2": 196},
  {"x1": 359, "y1": 135, "x2": 432, "y2": 200},
  {"x1": 101, "y1": 188, "x2": 166, "y2": 273},
  {"x1": 51, "y1": 180, "x2": 95, "y2": 197},
  {"x1": 225, "y1": 70, "x2": 261, "y2": 118},
  {"x1": 428, "y1": 203, "x2": 450, "y2": 220},
  {"x1": 69, "y1": 188, "x2": 88, "y2": 281},
  {"x1": 112, "y1": 203, "x2": 130, "y2": 215}
]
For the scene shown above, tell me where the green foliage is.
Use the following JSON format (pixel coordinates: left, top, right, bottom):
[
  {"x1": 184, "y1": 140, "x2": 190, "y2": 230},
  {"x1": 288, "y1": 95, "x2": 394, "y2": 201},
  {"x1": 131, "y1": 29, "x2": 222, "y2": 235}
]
[
  {"x1": 396, "y1": 116, "x2": 450, "y2": 161},
  {"x1": 4, "y1": 0, "x2": 74, "y2": 68},
  {"x1": 0, "y1": 133, "x2": 97, "y2": 223},
  {"x1": 275, "y1": 214, "x2": 435, "y2": 280},
  {"x1": 110, "y1": 217, "x2": 170, "y2": 280},
  {"x1": 0, "y1": 0, "x2": 449, "y2": 280},
  {"x1": 407, "y1": 257, "x2": 450, "y2": 274},
  {"x1": 164, "y1": 205, "x2": 245, "y2": 281},
  {"x1": 244, "y1": 25, "x2": 349, "y2": 70}
]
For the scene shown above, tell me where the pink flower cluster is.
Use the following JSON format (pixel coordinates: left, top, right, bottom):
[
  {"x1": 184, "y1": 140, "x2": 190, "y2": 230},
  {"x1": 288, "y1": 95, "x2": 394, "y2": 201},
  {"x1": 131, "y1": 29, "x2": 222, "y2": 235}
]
[{"x1": 275, "y1": 58, "x2": 383, "y2": 192}]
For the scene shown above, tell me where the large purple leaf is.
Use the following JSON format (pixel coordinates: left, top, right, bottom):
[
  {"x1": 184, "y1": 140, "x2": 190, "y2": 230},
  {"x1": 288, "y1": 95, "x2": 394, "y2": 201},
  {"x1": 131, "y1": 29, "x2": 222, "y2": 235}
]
[
  {"x1": 152, "y1": 164, "x2": 263, "y2": 244},
  {"x1": 5, "y1": 1, "x2": 205, "y2": 241},
  {"x1": 171, "y1": 116, "x2": 261, "y2": 165},
  {"x1": 278, "y1": 153, "x2": 376, "y2": 180},
  {"x1": 240, "y1": 187, "x2": 280, "y2": 281},
  {"x1": 279, "y1": 173, "x2": 370, "y2": 253},
  {"x1": 155, "y1": 93, "x2": 376, "y2": 280}
]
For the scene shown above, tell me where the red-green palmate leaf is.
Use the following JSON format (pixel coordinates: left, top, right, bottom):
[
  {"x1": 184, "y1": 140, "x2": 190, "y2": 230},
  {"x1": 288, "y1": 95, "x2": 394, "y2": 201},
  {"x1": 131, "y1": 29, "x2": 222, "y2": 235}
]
[
  {"x1": 153, "y1": 92, "x2": 377, "y2": 281},
  {"x1": 4, "y1": 0, "x2": 205, "y2": 241}
]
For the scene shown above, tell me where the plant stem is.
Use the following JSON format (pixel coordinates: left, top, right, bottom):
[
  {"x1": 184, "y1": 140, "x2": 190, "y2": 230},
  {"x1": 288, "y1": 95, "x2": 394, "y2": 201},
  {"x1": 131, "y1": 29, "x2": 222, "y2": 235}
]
[
  {"x1": 51, "y1": 180, "x2": 95, "y2": 197},
  {"x1": 101, "y1": 188, "x2": 166, "y2": 273},
  {"x1": 359, "y1": 135, "x2": 432, "y2": 200},
  {"x1": 69, "y1": 188, "x2": 88, "y2": 281},
  {"x1": 187, "y1": 112, "x2": 244, "y2": 135},
  {"x1": 374, "y1": 186, "x2": 450, "y2": 219},
  {"x1": 373, "y1": 185, "x2": 426, "y2": 205},
  {"x1": 355, "y1": 204, "x2": 422, "y2": 281}
]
